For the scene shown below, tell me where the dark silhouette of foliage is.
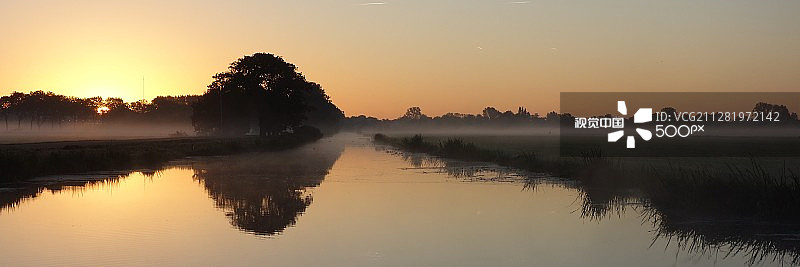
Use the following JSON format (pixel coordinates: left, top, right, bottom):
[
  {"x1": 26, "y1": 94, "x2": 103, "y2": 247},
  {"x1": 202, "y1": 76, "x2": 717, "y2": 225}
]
[
  {"x1": 190, "y1": 138, "x2": 343, "y2": 235},
  {"x1": 753, "y1": 102, "x2": 796, "y2": 122},
  {"x1": 298, "y1": 82, "x2": 345, "y2": 134},
  {"x1": 192, "y1": 53, "x2": 343, "y2": 136},
  {"x1": 401, "y1": 107, "x2": 427, "y2": 120},
  {"x1": 0, "y1": 91, "x2": 198, "y2": 130},
  {"x1": 482, "y1": 107, "x2": 502, "y2": 119},
  {"x1": 344, "y1": 105, "x2": 566, "y2": 132},
  {"x1": 516, "y1": 107, "x2": 530, "y2": 118}
]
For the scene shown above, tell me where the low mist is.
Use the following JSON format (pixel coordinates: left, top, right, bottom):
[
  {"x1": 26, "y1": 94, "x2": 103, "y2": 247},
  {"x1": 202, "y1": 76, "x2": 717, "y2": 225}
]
[{"x1": 0, "y1": 122, "x2": 194, "y2": 144}]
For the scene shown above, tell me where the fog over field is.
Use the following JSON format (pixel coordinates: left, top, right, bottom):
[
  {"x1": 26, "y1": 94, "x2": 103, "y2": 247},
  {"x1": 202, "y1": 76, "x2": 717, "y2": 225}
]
[{"x1": 0, "y1": 122, "x2": 194, "y2": 144}]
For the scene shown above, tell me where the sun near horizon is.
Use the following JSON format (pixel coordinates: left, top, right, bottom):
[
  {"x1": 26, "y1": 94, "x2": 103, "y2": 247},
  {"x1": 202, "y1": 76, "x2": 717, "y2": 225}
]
[{"x1": 1, "y1": 1, "x2": 799, "y2": 119}]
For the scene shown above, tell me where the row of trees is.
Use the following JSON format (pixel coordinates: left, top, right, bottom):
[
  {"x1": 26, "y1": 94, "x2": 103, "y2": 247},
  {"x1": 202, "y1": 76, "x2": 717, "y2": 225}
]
[
  {"x1": 1, "y1": 53, "x2": 346, "y2": 135},
  {"x1": 0, "y1": 91, "x2": 198, "y2": 130},
  {"x1": 399, "y1": 106, "x2": 559, "y2": 121},
  {"x1": 344, "y1": 102, "x2": 800, "y2": 131},
  {"x1": 343, "y1": 106, "x2": 561, "y2": 131},
  {"x1": 388, "y1": 103, "x2": 800, "y2": 123}
]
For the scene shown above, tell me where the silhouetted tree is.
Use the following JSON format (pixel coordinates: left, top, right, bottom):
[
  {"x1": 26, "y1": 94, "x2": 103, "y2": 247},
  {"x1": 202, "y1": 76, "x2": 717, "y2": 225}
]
[
  {"x1": 546, "y1": 111, "x2": 559, "y2": 121},
  {"x1": 753, "y1": 102, "x2": 792, "y2": 122},
  {"x1": 192, "y1": 53, "x2": 341, "y2": 136},
  {"x1": 401, "y1": 107, "x2": 427, "y2": 120},
  {"x1": 191, "y1": 89, "x2": 222, "y2": 134},
  {"x1": 128, "y1": 100, "x2": 151, "y2": 114},
  {"x1": 516, "y1": 107, "x2": 531, "y2": 118},
  {"x1": 442, "y1": 112, "x2": 467, "y2": 119},
  {"x1": 300, "y1": 82, "x2": 345, "y2": 134},
  {"x1": 0, "y1": 95, "x2": 10, "y2": 129},
  {"x1": 147, "y1": 96, "x2": 199, "y2": 123},
  {"x1": 482, "y1": 107, "x2": 502, "y2": 119}
]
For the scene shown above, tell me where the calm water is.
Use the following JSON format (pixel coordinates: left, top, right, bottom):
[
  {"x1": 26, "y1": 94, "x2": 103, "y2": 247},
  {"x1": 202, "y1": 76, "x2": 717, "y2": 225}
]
[{"x1": 0, "y1": 134, "x2": 795, "y2": 266}]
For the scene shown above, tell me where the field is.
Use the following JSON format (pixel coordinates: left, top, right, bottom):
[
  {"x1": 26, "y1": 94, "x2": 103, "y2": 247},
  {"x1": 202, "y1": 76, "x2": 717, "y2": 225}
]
[{"x1": 0, "y1": 129, "x2": 323, "y2": 183}]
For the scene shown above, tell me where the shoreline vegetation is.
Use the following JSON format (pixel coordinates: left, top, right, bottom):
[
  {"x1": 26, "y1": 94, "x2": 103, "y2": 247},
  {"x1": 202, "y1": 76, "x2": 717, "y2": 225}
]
[
  {"x1": 374, "y1": 133, "x2": 800, "y2": 265},
  {"x1": 0, "y1": 126, "x2": 323, "y2": 183},
  {"x1": 372, "y1": 133, "x2": 800, "y2": 221}
]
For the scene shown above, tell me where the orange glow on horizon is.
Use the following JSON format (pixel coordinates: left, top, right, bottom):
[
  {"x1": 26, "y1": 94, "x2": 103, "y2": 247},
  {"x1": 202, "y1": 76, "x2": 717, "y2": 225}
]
[{"x1": 1, "y1": 1, "x2": 799, "y2": 119}]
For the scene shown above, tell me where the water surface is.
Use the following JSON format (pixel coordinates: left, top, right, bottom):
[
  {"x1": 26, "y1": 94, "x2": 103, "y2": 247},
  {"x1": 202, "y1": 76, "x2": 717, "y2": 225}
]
[{"x1": 0, "y1": 134, "x2": 794, "y2": 266}]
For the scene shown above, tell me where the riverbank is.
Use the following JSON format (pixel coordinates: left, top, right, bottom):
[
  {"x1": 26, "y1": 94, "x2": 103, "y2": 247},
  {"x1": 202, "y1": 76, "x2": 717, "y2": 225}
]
[
  {"x1": 0, "y1": 127, "x2": 323, "y2": 183},
  {"x1": 373, "y1": 133, "x2": 800, "y2": 222}
]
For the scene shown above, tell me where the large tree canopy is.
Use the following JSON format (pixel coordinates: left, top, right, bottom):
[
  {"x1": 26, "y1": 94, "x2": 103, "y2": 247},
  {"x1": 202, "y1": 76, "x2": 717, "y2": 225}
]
[{"x1": 192, "y1": 53, "x2": 343, "y2": 135}]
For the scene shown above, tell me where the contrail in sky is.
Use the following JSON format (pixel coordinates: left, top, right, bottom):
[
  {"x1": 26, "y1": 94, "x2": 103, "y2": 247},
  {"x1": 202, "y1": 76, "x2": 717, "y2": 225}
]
[{"x1": 358, "y1": 2, "x2": 386, "y2": 5}]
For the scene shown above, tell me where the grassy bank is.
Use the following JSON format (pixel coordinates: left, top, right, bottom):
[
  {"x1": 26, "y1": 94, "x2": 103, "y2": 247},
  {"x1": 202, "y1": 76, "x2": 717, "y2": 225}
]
[
  {"x1": 0, "y1": 127, "x2": 323, "y2": 183},
  {"x1": 373, "y1": 133, "x2": 800, "y2": 222}
]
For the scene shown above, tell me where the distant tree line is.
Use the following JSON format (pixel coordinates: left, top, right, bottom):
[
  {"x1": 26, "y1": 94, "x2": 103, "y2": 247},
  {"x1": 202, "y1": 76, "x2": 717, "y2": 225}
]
[
  {"x1": 343, "y1": 106, "x2": 562, "y2": 131},
  {"x1": 345, "y1": 102, "x2": 800, "y2": 132},
  {"x1": 0, "y1": 90, "x2": 198, "y2": 130}
]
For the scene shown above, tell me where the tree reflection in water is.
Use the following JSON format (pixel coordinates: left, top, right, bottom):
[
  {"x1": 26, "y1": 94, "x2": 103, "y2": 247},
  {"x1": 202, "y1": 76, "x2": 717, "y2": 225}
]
[
  {"x1": 0, "y1": 171, "x2": 147, "y2": 212},
  {"x1": 397, "y1": 151, "x2": 526, "y2": 183},
  {"x1": 191, "y1": 140, "x2": 343, "y2": 236},
  {"x1": 0, "y1": 139, "x2": 344, "y2": 236}
]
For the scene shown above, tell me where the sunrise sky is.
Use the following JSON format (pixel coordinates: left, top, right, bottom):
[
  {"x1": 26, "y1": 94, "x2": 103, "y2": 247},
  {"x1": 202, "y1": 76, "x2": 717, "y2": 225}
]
[{"x1": 1, "y1": 0, "x2": 798, "y2": 118}]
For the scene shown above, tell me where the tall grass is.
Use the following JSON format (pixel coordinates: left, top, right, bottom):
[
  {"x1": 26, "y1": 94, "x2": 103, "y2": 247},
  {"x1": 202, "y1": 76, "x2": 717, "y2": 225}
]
[
  {"x1": 374, "y1": 133, "x2": 800, "y2": 220},
  {"x1": 646, "y1": 159, "x2": 800, "y2": 221},
  {"x1": 375, "y1": 133, "x2": 800, "y2": 265}
]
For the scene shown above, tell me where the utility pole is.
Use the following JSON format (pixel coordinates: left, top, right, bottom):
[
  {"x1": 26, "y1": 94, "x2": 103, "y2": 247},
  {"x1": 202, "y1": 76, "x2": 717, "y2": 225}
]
[
  {"x1": 219, "y1": 86, "x2": 223, "y2": 132},
  {"x1": 142, "y1": 76, "x2": 145, "y2": 102}
]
